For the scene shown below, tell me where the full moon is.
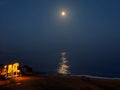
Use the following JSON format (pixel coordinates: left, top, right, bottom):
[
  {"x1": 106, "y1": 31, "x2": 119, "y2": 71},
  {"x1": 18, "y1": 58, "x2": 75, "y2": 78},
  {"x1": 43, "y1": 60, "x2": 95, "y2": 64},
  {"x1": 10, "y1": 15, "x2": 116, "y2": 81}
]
[{"x1": 61, "y1": 11, "x2": 66, "y2": 16}]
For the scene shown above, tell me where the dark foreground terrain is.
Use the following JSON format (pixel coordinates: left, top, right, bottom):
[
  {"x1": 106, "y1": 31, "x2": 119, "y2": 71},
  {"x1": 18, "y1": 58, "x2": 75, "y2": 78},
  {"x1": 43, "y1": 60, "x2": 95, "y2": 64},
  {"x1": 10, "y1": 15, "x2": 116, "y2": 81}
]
[{"x1": 0, "y1": 75, "x2": 120, "y2": 90}]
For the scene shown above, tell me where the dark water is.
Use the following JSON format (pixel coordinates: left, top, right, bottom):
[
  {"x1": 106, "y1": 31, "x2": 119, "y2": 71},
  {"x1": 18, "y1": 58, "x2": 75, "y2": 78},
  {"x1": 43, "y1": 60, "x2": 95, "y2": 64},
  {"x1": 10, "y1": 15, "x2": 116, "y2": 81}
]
[{"x1": 0, "y1": 51, "x2": 120, "y2": 78}]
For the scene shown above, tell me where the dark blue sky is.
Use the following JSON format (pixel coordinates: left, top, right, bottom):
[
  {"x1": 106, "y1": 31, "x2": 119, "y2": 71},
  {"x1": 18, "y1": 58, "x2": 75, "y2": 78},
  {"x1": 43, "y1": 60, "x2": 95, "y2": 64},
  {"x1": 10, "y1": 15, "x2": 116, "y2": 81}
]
[{"x1": 0, "y1": 0, "x2": 120, "y2": 77}]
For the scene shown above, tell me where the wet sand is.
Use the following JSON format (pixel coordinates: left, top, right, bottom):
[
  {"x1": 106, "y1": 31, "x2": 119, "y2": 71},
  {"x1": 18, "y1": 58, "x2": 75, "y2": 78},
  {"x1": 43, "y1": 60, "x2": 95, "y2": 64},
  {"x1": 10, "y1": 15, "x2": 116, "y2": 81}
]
[{"x1": 0, "y1": 75, "x2": 120, "y2": 90}]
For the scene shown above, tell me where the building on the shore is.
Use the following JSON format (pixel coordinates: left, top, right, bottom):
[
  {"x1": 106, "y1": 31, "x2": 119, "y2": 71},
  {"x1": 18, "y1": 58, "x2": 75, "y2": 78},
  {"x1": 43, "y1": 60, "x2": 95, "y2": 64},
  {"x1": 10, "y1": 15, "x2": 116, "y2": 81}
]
[
  {"x1": 0, "y1": 62, "x2": 33, "y2": 79},
  {"x1": 0, "y1": 62, "x2": 21, "y2": 79}
]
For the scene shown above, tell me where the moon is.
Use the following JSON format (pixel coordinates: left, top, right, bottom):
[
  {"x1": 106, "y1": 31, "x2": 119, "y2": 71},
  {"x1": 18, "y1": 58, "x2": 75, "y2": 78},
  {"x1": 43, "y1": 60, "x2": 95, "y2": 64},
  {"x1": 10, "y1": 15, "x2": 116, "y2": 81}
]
[{"x1": 61, "y1": 11, "x2": 66, "y2": 16}]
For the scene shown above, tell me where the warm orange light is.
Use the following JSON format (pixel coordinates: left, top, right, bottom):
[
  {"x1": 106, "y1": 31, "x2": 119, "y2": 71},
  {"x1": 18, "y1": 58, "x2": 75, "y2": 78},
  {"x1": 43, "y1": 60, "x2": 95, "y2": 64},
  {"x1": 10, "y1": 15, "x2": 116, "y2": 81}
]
[
  {"x1": 4, "y1": 65, "x2": 7, "y2": 68},
  {"x1": 18, "y1": 70, "x2": 20, "y2": 73},
  {"x1": 1, "y1": 62, "x2": 20, "y2": 79},
  {"x1": 8, "y1": 64, "x2": 12, "y2": 73},
  {"x1": 7, "y1": 63, "x2": 20, "y2": 76},
  {"x1": 13, "y1": 63, "x2": 19, "y2": 72}
]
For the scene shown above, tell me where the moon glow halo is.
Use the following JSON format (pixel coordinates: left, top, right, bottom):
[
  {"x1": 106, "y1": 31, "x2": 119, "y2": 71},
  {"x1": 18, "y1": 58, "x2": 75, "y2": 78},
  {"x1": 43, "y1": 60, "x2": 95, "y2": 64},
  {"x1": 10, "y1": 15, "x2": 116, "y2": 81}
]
[{"x1": 61, "y1": 11, "x2": 66, "y2": 16}]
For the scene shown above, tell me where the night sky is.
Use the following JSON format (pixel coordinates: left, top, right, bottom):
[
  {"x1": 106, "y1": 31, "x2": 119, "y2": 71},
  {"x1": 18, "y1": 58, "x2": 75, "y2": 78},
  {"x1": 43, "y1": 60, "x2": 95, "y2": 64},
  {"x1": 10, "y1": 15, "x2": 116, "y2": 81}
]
[{"x1": 0, "y1": 0, "x2": 120, "y2": 77}]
